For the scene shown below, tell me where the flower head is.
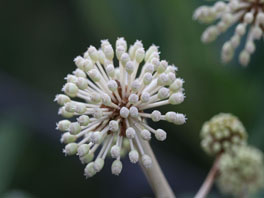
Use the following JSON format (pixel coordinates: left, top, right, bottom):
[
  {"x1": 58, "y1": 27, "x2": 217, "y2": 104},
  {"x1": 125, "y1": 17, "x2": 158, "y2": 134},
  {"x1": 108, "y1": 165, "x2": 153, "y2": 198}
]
[
  {"x1": 55, "y1": 38, "x2": 186, "y2": 178},
  {"x1": 193, "y1": 0, "x2": 264, "y2": 66},
  {"x1": 201, "y1": 113, "x2": 247, "y2": 155},
  {"x1": 217, "y1": 146, "x2": 264, "y2": 196}
]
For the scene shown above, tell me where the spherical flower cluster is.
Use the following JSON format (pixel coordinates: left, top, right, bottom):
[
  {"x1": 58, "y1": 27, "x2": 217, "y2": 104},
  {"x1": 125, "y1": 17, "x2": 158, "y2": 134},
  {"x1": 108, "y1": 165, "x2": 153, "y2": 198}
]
[
  {"x1": 201, "y1": 113, "x2": 247, "y2": 155},
  {"x1": 193, "y1": 0, "x2": 264, "y2": 66},
  {"x1": 217, "y1": 146, "x2": 264, "y2": 196},
  {"x1": 55, "y1": 38, "x2": 186, "y2": 178}
]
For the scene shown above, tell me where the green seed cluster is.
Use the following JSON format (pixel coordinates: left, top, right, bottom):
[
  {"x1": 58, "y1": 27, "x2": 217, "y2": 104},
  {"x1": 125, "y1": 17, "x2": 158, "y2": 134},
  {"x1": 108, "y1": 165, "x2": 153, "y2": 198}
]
[
  {"x1": 200, "y1": 113, "x2": 247, "y2": 155},
  {"x1": 217, "y1": 146, "x2": 264, "y2": 196}
]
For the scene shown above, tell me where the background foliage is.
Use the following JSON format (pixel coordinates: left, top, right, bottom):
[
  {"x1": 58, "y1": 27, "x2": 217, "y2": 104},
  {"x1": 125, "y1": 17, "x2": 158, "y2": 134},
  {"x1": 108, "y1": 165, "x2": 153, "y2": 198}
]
[{"x1": 0, "y1": 0, "x2": 264, "y2": 197}]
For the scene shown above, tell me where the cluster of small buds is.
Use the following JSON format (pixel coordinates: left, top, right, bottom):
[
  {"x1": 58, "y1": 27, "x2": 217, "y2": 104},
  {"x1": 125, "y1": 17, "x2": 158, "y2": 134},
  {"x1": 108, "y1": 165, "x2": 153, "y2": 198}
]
[
  {"x1": 193, "y1": 0, "x2": 264, "y2": 66},
  {"x1": 200, "y1": 113, "x2": 247, "y2": 155},
  {"x1": 217, "y1": 145, "x2": 264, "y2": 196},
  {"x1": 55, "y1": 38, "x2": 186, "y2": 178}
]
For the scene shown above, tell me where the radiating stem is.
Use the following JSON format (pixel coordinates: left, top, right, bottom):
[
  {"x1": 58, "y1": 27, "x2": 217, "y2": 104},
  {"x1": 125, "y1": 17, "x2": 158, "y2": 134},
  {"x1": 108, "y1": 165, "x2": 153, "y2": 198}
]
[
  {"x1": 139, "y1": 140, "x2": 175, "y2": 198},
  {"x1": 194, "y1": 154, "x2": 221, "y2": 198}
]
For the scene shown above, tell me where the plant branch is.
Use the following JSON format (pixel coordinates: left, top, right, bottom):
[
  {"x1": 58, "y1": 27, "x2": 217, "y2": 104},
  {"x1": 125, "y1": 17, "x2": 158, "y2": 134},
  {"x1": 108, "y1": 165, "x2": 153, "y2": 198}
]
[{"x1": 194, "y1": 154, "x2": 221, "y2": 198}]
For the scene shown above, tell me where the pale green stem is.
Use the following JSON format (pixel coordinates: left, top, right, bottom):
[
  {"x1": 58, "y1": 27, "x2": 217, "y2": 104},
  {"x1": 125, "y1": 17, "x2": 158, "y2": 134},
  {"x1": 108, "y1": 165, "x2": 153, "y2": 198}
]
[
  {"x1": 139, "y1": 140, "x2": 176, "y2": 198},
  {"x1": 194, "y1": 155, "x2": 221, "y2": 198}
]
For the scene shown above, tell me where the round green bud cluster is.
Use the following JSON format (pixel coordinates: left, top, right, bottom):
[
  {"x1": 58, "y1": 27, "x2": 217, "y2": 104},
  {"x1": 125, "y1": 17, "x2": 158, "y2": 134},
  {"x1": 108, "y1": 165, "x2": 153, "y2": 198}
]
[
  {"x1": 201, "y1": 113, "x2": 247, "y2": 155},
  {"x1": 217, "y1": 146, "x2": 264, "y2": 196}
]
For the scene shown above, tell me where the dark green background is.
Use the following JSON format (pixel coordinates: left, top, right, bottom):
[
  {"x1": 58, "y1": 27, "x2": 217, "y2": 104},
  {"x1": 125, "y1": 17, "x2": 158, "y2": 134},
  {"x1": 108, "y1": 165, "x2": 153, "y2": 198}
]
[{"x1": 0, "y1": 0, "x2": 264, "y2": 197}]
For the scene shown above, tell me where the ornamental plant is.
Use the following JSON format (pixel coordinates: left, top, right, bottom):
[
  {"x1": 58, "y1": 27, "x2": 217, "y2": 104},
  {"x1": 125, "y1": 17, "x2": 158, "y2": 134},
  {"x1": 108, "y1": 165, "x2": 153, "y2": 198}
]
[
  {"x1": 195, "y1": 113, "x2": 264, "y2": 198},
  {"x1": 55, "y1": 38, "x2": 186, "y2": 198},
  {"x1": 193, "y1": 0, "x2": 264, "y2": 66}
]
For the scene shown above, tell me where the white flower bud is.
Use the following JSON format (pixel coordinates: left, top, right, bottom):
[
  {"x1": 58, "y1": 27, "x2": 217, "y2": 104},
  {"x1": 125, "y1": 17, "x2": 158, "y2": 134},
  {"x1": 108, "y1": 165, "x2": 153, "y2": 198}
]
[
  {"x1": 143, "y1": 73, "x2": 152, "y2": 85},
  {"x1": 106, "y1": 64, "x2": 115, "y2": 78},
  {"x1": 157, "y1": 60, "x2": 168, "y2": 73},
  {"x1": 155, "y1": 129, "x2": 167, "y2": 141},
  {"x1": 111, "y1": 145, "x2": 121, "y2": 158},
  {"x1": 165, "y1": 112, "x2": 186, "y2": 125},
  {"x1": 108, "y1": 80, "x2": 118, "y2": 92},
  {"x1": 59, "y1": 107, "x2": 74, "y2": 118},
  {"x1": 158, "y1": 87, "x2": 169, "y2": 99},
  {"x1": 65, "y1": 74, "x2": 77, "y2": 83},
  {"x1": 116, "y1": 37, "x2": 127, "y2": 51},
  {"x1": 69, "y1": 122, "x2": 81, "y2": 135},
  {"x1": 129, "y1": 150, "x2": 139, "y2": 163},
  {"x1": 157, "y1": 73, "x2": 169, "y2": 86},
  {"x1": 111, "y1": 160, "x2": 122, "y2": 176},
  {"x1": 141, "y1": 129, "x2": 151, "y2": 141},
  {"x1": 120, "y1": 53, "x2": 130, "y2": 66},
  {"x1": 90, "y1": 93, "x2": 102, "y2": 104},
  {"x1": 56, "y1": 120, "x2": 71, "y2": 131},
  {"x1": 83, "y1": 60, "x2": 94, "y2": 72},
  {"x1": 222, "y1": 13, "x2": 233, "y2": 24},
  {"x1": 75, "y1": 103, "x2": 87, "y2": 114},
  {"x1": 84, "y1": 162, "x2": 96, "y2": 178},
  {"x1": 102, "y1": 94, "x2": 111, "y2": 106},
  {"x1": 230, "y1": 35, "x2": 241, "y2": 48},
  {"x1": 131, "y1": 80, "x2": 141, "y2": 92},
  {"x1": 125, "y1": 61, "x2": 134, "y2": 74},
  {"x1": 169, "y1": 92, "x2": 185, "y2": 105},
  {"x1": 88, "y1": 69, "x2": 101, "y2": 82},
  {"x1": 141, "y1": 92, "x2": 150, "y2": 103},
  {"x1": 80, "y1": 153, "x2": 94, "y2": 164},
  {"x1": 236, "y1": 23, "x2": 246, "y2": 36},
  {"x1": 64, "y1": 143, "x2": 78, "y2": 156},
  {"x1": 109, "y1": 120, "x2": 119, "y2": 132},
  {"x1": 129, "y1": 106, "x2": 138, "y2": 117},
  {"x1": 145, "y1": 63, "x2": 154, "y2": 73},
  {"x1": 167, "y1": 72, "x2": 176, "y2": 84},
  {"x1": 151, "y1": 110, "x2": 161, "y2": 122},
  {"x1": 142, "y1": 154, "x2": 152, "y2": 168},
  {"x1": 74, "y1": 56, "x2": 85, "y2": 70},
  {"x1": 77, "y1": 77, "x2": 88, "y2": 90},
  {"x1": 77, "y1": 115, "x2": 90, "y2": 126},
  {"x1": 128, "y1": 94, "x2": 139, "y2": 104},
  {"x1": 257, "y1": 12, "x2": 264, "y2": 24},
  {"x1": 135, "y1": 48, "x2": 145, "y2": 63},
  {"x1": 93, "y1": 108, "x2": 103, "y2": 119},
  {"x1": 73, "y1": 69, "x2": 86, "y2": 78},
  {"x1": 126, "y1": 127, "x2": 136, "y2": 139},
  {"x1": 65, "y1": 102, "x2": 76, "y2": 113},
  {"x1": 60, "y1": 132, "x2": 76, "y2": 144},
  {"x1": 214, "y1": 1, "x2": 226, "y2": 12},
  {"x1": 55, "y1": 94, "x2": 71, "y2": 105},
  {"x1": 64, "y1": 83, "x2": 79, "y2": 97},
  {"x1": 94, "y1": 158, "x2": 105, "y2": 172},
  {"x1": 116, "y1": 46, "x2": 125, "y2": 60},
  {"x1": 88, "y1": 46, "x2": 99, "y2": 62},
  {"x1": 252, "y1": 26, "x2": 262, "y2": 40},
  {"x1": 120, "y1": 107, "x2": 129, "y2": 118},
  {"x1": 170, "y1": 78, "x2": 184, "y2": 92},
  {"x1": 239, "y1": 50, "x2": 250, "y2": 66},
  {"x1": 245, "y1": 41, "x2": 255, "y2": 54},
  {"x1": 244, "y1": 12, "x2": 253, "y2": 24},
  {"x1": 90, "y1": 132, "x2": 102, "y2": 144},
  {"x1": 77, "y1": 144, "x2": 90, "y2": 157},
  {"x1": 145, "y1": 45, "x2": 158, "y2": 62},
  {"x1": 103, "y1": 45, "x2": 114, "y2": 60}
]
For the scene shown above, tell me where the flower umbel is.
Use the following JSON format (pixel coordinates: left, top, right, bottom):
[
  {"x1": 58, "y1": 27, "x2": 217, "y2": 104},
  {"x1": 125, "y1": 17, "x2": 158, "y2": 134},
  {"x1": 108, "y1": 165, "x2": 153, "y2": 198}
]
[
  {"x1": 201, "y1": 113, "x2": 247, "y2": 155},
  {"x1": 217, "y1": 146, "x2": 264, "y2": 196},
  {"x1": 55, "y1": 38, "x2": 186, "y2": 178},
  {"x1": 193, "y1": 0, "x2": 264, "y2": 66}
]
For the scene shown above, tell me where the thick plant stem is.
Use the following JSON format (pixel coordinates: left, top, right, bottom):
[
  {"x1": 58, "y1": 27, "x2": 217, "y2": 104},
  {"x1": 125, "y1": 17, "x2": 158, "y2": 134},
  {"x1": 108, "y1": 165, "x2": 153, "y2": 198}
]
[
  {"x1": 139, "y1": 140, "x2": 175, "y2": 198},
  {"x1": 194, "y1": 155, "x2": 221, "y2": 198}
]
